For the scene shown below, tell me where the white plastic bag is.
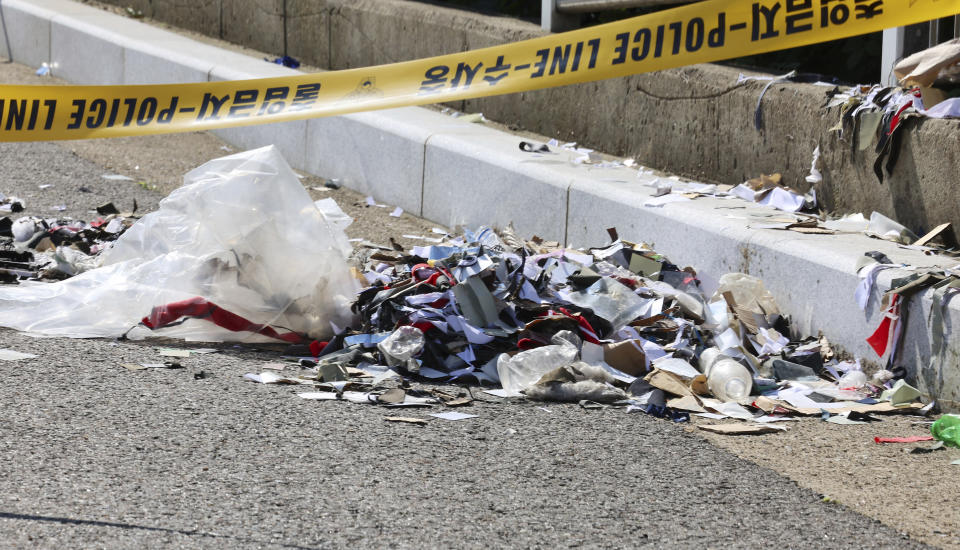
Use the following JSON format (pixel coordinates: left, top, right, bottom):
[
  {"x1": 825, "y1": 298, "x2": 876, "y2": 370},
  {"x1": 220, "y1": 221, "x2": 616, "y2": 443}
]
[{"x1": 0, "y1": 145, "x2": 358, "y2": 341}]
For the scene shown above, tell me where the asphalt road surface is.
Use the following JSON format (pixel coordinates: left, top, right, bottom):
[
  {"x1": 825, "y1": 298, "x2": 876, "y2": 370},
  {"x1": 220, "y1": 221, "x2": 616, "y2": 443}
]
[{"x1": 0, "y1": 63, "x2": 941, "y2": 549}]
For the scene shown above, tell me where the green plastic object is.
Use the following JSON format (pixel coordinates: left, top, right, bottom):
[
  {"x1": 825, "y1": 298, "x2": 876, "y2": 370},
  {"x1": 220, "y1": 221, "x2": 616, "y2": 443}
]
[{"x1": 930, "y1": 414, "x2": 960, "y2": 448}]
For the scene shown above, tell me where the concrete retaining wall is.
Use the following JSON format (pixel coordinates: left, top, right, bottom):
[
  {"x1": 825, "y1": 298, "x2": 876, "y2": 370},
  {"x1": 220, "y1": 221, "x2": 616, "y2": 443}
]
[{"x1": 86, "y1": 0, "x2": 960, "y2": 237}]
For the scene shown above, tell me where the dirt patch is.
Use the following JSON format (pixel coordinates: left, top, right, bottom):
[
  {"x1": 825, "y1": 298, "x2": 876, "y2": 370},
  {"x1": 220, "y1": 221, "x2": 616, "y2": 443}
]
[{"x1": 692, "y1": 414, "x2": 960, "y2": 549}]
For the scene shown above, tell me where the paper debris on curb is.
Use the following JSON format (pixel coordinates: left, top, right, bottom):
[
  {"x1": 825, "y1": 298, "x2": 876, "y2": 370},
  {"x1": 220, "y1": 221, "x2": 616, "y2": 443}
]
[
  {"x1": 384, "y1": 416, "x2": 427, "y2": 425},
  {"x1": 429, "y1": 411, "x2": 478, "y2": 421},
  {"x1": 158, "y1": 349, "x2": 190, "y2": 358},
  {"x1": 698, "y1": 424, "x2": 786, "y2": 435},
  {"x1": 390, "y1": 207, "x2": 403, "y2": 217},
  {"x1": 644, "y1": 194, "x2": 691, "y2": 208},
  {"x1": 101, "y1": 174, "x2": 134, "y2": 181},
  {"x1": 0, "y1": 349, "x2": 37, "y2": 361}
]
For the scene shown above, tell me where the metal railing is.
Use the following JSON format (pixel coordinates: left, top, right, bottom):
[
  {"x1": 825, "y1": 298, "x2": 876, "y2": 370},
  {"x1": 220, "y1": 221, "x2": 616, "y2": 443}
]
[
  {"x1": 541, "y1": 0, "x2": 687, "y2": 32},
  {"x1": 542, "y1": 0, "x2": 959, "y2": 85}
]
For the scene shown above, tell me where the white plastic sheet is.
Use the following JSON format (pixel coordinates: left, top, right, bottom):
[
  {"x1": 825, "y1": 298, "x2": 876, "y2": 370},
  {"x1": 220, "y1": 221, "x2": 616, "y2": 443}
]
[{"x1": 0, "y1": 145, "x2": 358, "y2": 341}]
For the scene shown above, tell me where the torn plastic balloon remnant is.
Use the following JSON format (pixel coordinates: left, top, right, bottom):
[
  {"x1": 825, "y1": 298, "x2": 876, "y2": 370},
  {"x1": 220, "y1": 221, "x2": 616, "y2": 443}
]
[{"x1": 0, "y1": 145, "x2": 358, "y2": 342}]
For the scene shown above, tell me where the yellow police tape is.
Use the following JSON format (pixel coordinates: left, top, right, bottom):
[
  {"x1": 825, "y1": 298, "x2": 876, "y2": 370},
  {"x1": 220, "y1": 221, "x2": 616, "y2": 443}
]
[{"x1": 0, "y1": 0, "x2": 957, "y2": 141}]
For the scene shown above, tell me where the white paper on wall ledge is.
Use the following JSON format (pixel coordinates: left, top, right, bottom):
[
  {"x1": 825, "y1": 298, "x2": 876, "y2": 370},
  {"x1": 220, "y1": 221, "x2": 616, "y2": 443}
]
[{"x1": 0, "y1": 145, "x2": 358, "y2": 342}]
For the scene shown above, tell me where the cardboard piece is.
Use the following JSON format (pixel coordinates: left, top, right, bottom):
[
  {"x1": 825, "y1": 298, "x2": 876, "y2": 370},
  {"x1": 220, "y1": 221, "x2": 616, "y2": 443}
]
[
  {"x1": 913, "y1": 223, "x2": 954, "y2": 248},
  {"x1": 894, "y1": 38, "x2": 960, "y2": 87},
  {"x1": 667, "y1": 395, "x2": 706, "y2": 413},
  {"x1": 378, "y1": 388, "x2": 406, "y2": 404},
  {"x1": 772, "y1": 401, "x2": 925, "y2": 417},
  {"x1": 690, "y1": 374, "x2": 710, "y2": 396},
  {"x1": 443, "y1": 397, "x2": 473, "y2": 407},
  {"x1": 644, "y1": 368, "x2": 693, "y2": 397},
  {"x1": 698, "y1": 424, "x2": 785, "y2": 435},
  {"x1": 602, "y1": 340, "x2": 647, "y2": 376}
]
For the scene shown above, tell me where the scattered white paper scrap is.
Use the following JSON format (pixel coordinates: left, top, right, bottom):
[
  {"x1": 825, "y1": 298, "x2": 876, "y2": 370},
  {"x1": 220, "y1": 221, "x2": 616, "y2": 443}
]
[
  {"x1": 644, "y1": 194, "x2": 690, "y2": 208},
  {"x1": 431, "y1": 227, "x2": 447, "y2": 235},
  {"x1": 244, "y1": 371, "x2": 287, "y2": 384},
  {"x1": 693, "y1": 412, "x2": 727, "y2": 420},
  {"x1": 429, "y1": 411, "x2": 478, "y2": 421},
  {"x1": 103, "y1": 218, "x2": 124, "y2": 234},
  {"x1": 343, "y1": 391, "x2": 376, "y2": 404},
  {"x1": 483, "y1": 389, "x2": 510, "y2": 398},
  {"x1": 158, "y1": 349, "x2": 190, "y2": 358},
  {"x1": 297, "y1": 392, "x2": 338, "y2": 400},
  {"x1": 49, "y1": 205, "x2": 67, "y2": 211},
  {"x1": 38, "y1": 184, "x2": 53, "y2": 190},
  {"x1": 390, "y1": 207, "x2": 403, "y2": 217},
  {"x1": 0, "y1": 349, "x2": 37, "y2": 361},
  {"x1": 101, "y1": 174, "x2": 133, "y2": 181},
  {"x1": 752, "y1": 415, "x2": 799, "y2": 424}
]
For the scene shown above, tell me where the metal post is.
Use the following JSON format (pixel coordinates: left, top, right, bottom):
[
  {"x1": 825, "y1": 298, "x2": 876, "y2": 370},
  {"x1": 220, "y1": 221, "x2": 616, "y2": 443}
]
[
  {"x1": 929, "y1": 18, "x2": 941, "y2": 48},
  {"x1": 880, "y1": 27, "x2": 905, "y2": 86},
  {"x1": 541, "y1": 0, "x2": 578, "y2": 32}
]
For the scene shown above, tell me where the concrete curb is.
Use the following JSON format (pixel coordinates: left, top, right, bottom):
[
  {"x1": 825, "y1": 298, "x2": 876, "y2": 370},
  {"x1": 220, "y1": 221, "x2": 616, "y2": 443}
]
[{"x1": 2, "y1": 0, "x2": 958, "y2": 409}]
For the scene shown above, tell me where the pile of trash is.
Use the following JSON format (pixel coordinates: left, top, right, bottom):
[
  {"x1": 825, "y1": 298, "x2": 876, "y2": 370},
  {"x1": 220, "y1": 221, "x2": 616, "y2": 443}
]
[
  {"x1": 242, "y1": 221, "x2": 932, "y2": 433},
  {"x1": 0, "y1": 202, "x2": 138, "y2": 283},
  {"x1": 0, "y1": 146, "x2": 938, "y2": 435}
]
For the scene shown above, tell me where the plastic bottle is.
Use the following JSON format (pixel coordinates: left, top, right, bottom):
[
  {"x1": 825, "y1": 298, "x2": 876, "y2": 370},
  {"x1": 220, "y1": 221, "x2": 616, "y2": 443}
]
[
  {"x1": 930, "y1": 414, "x2": 960, "y2": 448},
  {"x1": 377, "y1": 326, "x2": 424, "y2": 366},
  {"x1": 697, "y1": 346, "x2": 726, "y2": 374},
  {"x1": 837, "y1": 370, "x2": 867, "y2": 390},
  {"x1": 497, "y1": 331, "x2": 579, "y2": 396},
  {"x1": 707, "y1": 358, "x2": 753, "y2": 402}
]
